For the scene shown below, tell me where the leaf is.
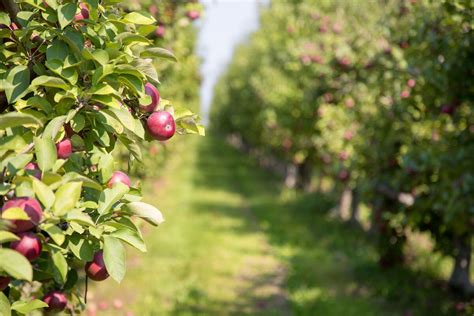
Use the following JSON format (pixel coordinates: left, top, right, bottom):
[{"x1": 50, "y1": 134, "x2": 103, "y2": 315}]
[
  {"x1": 103, "y1": 236, "x2": 126, "y2": 283},
  {"x1": 83, "y1": 49, "x2": 109, "y2": 66},
  {"x1": 0, "y1": 231, "x2": 20, "y2": 243},
  {"x1": 46, "y1": 40, "x2": 69, "y2": 62},
  {"x1": 1, "y1": 207, "x2": 29, "y2": 220},
  {"x1": 0, "y1": 248, "x2": 33, "y2": 281},
  {"x1": 97, "y1": 182, "x2": 129, "y2": 215},
  {"x1": 98, "y1": 153, "x2": 114, "y2": 183},
  {"x1": 5, "y1": 65, "x2": 30, "y2": 104},
  {"x1": 57, "y1": 3, "x2": 76, "y2": 29},
  {"x1": 121, "y1": 12, "x2": 155, "y2": 25},
  {"x1": 31, "y1": 76, "x2": 69, "y2": 90},
  {"x1": 0, "y1": 12, "x2": 10, "y2": 26},
  {"x1": 140, "y1": 47, "x2": 177, "y2": 62},
  {"x1": 64, "y1": 210, "x2": 95, "y2": 226},
  {"x1": 0, "y1": 112, "x2": 43, "y2": 130},
  {"x1": 50, "y1": 249, "x2": 68, "y2": 284},
  {"x1": 41, "y1": 223, "x2": 65, "y2": 245},
  {"x1": 0, "y1": 293, "x2": 10, "y2": 316},
  {"x1": 52, "y1": 182, "x2": 82, "y2": 216},
  {"x1": 11, "y1": 299, "x2": 48, "y2": 314},
  {"x1": 34, "y1": 137, "x2": 57, "y2": 172},
  {"x1": 42, "y1": 115, "x2": 67, "y2": 140},
  {"x1": 124, "y1": 202, "x2": 164, "y2": 226},
  {"x1": 110, "y1": 229, "x2": 146, "y2": 252},
  {"x1": 32, "y1": 178, "x2": 55, "y2": 209},
  {"x1": 68, "y1": 233, "x2": 93, "y2": 261}
]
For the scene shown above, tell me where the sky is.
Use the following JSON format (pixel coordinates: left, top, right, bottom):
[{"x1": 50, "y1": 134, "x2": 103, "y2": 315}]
[{"x1": 196, "y1": 0, "x2": 268, "y2": 125}]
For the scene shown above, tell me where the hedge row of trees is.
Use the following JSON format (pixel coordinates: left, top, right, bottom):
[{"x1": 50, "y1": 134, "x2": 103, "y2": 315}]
[
  {"x1": 211, "y1": 0, "x2": 473, "y2": 299},
  {"x1": 0, "y1": 0, "x2": 202, "y2": 314}
]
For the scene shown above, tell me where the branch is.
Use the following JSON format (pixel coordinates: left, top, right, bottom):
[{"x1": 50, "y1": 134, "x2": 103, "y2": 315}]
[{"x1": 376, "y1": 183, "x2": 415, "y2": 206}]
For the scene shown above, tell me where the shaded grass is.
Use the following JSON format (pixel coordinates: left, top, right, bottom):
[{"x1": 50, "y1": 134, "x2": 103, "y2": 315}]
[{"x1": 91, "y1": 135, "x2": 458, "y2": 316}]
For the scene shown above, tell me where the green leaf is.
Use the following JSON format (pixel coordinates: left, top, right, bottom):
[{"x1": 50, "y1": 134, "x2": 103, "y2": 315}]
[
  {"x1": 110, "y1": 229, "x2": 146, "y2": 252},
  {"x1": 31, "y1": 76, "x2": 69, "y2": 90},
  {"x1": 0, "y1": 231, "x2": 20, "y2": 243},
  {"x1": 121, "y1": 12, "x2": 155, "y2": 25},
  {"x1": 97, "y1": 182, "x2": 129, "y2": 215},
  {"x1": 64, "y1": 210, "x2": 95, "y2": 226},
  {"x1": 124, "y1": 202, "x2": 164, "y2": 226},
  {"x1": 83, "y1": 49, "x2": 109, "y2": 66},
  {"x1": 0, "y1": 112, "x2": 43, "y2": 130},
  {"x1": 46, "y1": 40, "x2": 69, "y2": 62},
  {"x1": 52, "y1": 182, "x2": 82, "y2": 216},
  {"x1": 41, "y1": 223, "x2": 65, "y2": 245},
  {"x1": 0, "y1": 293, "x2": 11, "y2": 316},
  {"x1": 50, "y1": 249, "x2": 68, "y2": 284},
  {"x1": 68, "y1": 233, "x2": 93, "y2": 261},
  {"x1": 0, "y1": 248, "x2": 33, "y2": 281},
  {"x1": 34, "y1": 137, "x2": 57, "y2": 172},
  {"x1": 42, "y1": 115, "x2": 67, "y2": 141},
  {"x1": 57, "y1": 3, "x2": 76, "y2": 29},
  {"x1": 0, "y1": 13, "x2": 10, "y2": 26},
  {"x1": 5, "y1": 65, "x2": 30, "y2": 104},
  {"x1": 1, "y1": 207, "x2": 29, "y2": 220},
  {"x1": 140, "y1": 47, "x2": 177, "y2": 62},
  {"x1": 98, "y1": 153, "x2": 114, "y2": 183},
  {"x1": 11, "y1": 299, "x2": 48, "y2": 314},
  {"x1": 103, "y1": 236, "x2": 126, "y2": 283},
  {"x1": 32, "y1": 178, "x2": 55, "y2": 209}
]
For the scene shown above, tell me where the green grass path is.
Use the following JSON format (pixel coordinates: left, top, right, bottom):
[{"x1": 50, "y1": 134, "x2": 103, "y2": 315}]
[{"x1": 90, "y1": 135, "x2": 454, "y2": 316}]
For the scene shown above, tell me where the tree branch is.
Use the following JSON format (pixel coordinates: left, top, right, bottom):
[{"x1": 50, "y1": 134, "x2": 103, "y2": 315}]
[{"x1": 376, "y1": 183, "x2": 415, "y2": 206}]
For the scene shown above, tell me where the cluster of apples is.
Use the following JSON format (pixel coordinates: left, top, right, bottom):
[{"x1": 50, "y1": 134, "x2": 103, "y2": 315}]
[{"x1": 0, "y1": 168, "x2": 134, "y2": 312}]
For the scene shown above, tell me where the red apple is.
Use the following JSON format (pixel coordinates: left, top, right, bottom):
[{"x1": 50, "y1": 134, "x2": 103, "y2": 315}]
[
  {"x1": 25, "y1": 162, "x2": 41, "y2": 179},
  {"x1": 1, "y1": 197, "x2": 43, "y2": 233},
  {"x1": 74, "y1": 3, "x2": 89, "y2": 21},
  {"x1": 43, "y1": 291, "x2": 67, "y2": 312},
  {"x1": 146, "y1": 111, "x2": 176, "y2": 141},
  {"x1": 0, "y1": 276, "x2": 10, "y2": 291},
  {"x1": 56, "y1": 138, "x2": 72, "y2": 159},
  {"x1": 441, "y1": 104, "x2": 455, "y2": 115},
  {"x1": 10, "y1": 232, "x2": 42, "y2": 261},
  {"x1": 407, "y1": 79, "x2": 416, "y2": 88},
  {"x1": 186, "y1": 10, "x2": 200, "y2": 21},
  {"x1": 400, "y1": 90, "x2": 410, "y2": 99},
  {"x1": 85, "y1": 250, "x2": 109, "y2": 281},
  {"x1": 139, "y1": 83, "x2": 160, "y2": 113},
  {"x1": 155, "y1": 25, "x2": 166, "y2": 38},
  {"x1": 107, "y1": 171, "x2": 131, "y2": 188},
  {"x1": 338, "y1": 169, "x2": 350, "y2": 182}
]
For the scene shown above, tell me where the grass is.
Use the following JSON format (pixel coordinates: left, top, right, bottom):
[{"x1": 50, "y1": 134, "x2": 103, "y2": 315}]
[{"x1": 89, "y1": 134, "x2": 462, "y2": 316}]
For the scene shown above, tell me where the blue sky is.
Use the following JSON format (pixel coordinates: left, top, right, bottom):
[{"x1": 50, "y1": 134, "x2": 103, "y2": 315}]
[{"x1": 196, "y1": 0, "x2": 268, "y2": 125}]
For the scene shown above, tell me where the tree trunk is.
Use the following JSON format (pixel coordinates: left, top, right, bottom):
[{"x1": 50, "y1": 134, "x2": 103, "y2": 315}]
[
  {"x1": 338, "y1": 185, "x2": 352, "y2": 220},
  {"x1": 349, "y1": 187, "x2": 361, "y2": 227},
  {"x1": 295, "y1": 159, "x2": 312, "y2": 192},
  {"x1": 449, "y1": 236, "x2": 474, "y2": 298}
]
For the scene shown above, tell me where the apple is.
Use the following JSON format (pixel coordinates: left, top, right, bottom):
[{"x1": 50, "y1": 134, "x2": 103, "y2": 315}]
[
  {"x1": 75, "y1": 3, "x2": 89, "y2": 21},
  {"x1": 1, "y1": 197, "x2": 43, "y2": 233},
  {"x1": 186, "y1": 10, "x2": 200, "y2": 21},
  {"x1": 43, "y1": 291, "x2": 68, "y2": 312},
  {"x1": 139, "y1": 83, "x2": 160, "y2": 113},
  {"x1": 407, "y1": 79, "x2": 416, "y2": 88},
  {"x1": 56, "y1": 138, "x2": 72, "y2": 159},
  {"x1": 155, "y1": 25, "x2": 166, "y2": 38},
  {"x1": 441, "y1": 104, "x2": 455, "y2": 115},
  {"x1": 107, "y1": 171, "x2": 131, "y2": 188},
  {"x1": 85, "y1": 250, "x2": 109, "y2": 281},
  {"x1": 338, "y1": 169, "x2": 350, "y2": 182},
  {"x1": 146, "y1": 111, "x2": 176, "y2": 141},
  {"x1": 25, "y1": 162, "x2": 41, "y2": 179},
  {"x1": 400, "y1": 90, "x2": 410, "y2": 99},
  {"x1": 339, "y1": 151, "x2": 349, "y2": 161},
  {"x1": 10, "y1": 232, "x2": 42, "y2": 261},
  {"x1": 0, "y1": 276, "x2": 10, "y2": 291}
]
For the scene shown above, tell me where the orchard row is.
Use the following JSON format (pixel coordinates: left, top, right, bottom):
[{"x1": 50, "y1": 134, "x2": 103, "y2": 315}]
[{"x1": 211, "y1": 0, "x2": 473, "y2": 299}]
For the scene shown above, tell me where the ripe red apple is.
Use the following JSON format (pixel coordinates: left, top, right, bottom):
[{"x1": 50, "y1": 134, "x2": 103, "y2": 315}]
[
  {"x1": 74, "y1": 3, "x2": 89, "y2": 21},
  {"x1": 43, "y1": 291, "x2": 68, "y2": 312},
  {"x1": 10, "y1": 232, "x2": 42, "y2": 261},
  {"x1": 338, "y1": 169, "x2": 350, "y2": 182},
  {"x1": 1, "y1": 197, "x2": 43, "y2": 233},
  {"x1": 56, "y1": 138, "x2": 72, "y2": 159},
  {"x1": 107, "y1": 171, "x2": 131, "y2": 188},
  {"x1": 339, "y1": 151, "x2": 349, "y2": 161},
  {"x1": 139, "y1": 83, "x2": 160, "y2": 113},
  {"x1": 85, "y1": 250, "x2": 109, "y2": 281},
  {"x1": 407, "y1": 79, "x2": 416, "y2": 88},
  {"x1": 0, "y1": 276, "x2": 10, "y2": 291},
  {"x1": 25, "y1": 162, "x2": 41, "y2": 179},
  {"x1": 186, "y1": 10, "x2": 200, "y2": 21},
  {"x1": 400, "y1": 90, "x2": 410, "y2": 99},
  {"x1": 155, "y1": 25, "x2": 166, "y2": 38},
  {"x1": 146, "y1": 111, "x2": 176, "y2": 141},
  {"x1": 441, "y1": 104, "x2": 455, "y2": 115}
]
